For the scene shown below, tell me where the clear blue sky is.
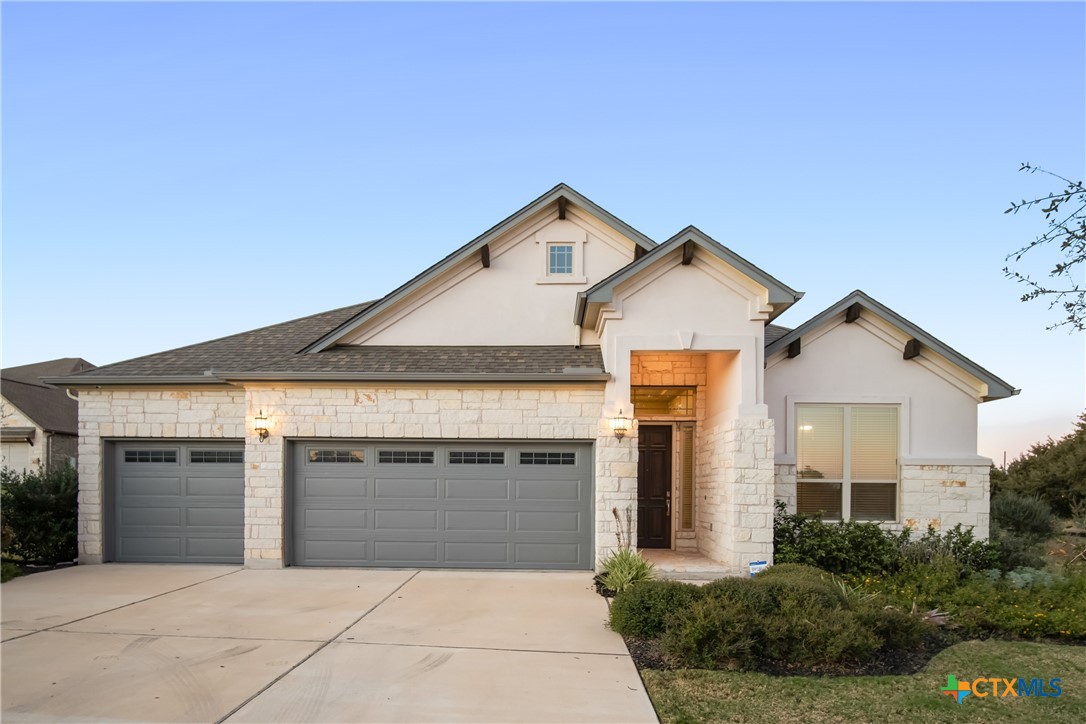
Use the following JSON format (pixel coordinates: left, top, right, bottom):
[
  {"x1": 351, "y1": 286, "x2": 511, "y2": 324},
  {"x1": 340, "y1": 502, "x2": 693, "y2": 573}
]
[{"x1": 3, "y1": 1, "x2": 1083, "y2": 461}]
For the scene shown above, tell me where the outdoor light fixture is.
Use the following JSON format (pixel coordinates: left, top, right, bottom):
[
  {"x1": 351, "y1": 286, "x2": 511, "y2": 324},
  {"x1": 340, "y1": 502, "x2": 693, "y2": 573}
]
[
  {"x1": 609, "y1": 409, "x2": 633, "y2": 440},
  {"x1": 254, "y1": 410, "x2": 269, "y2": 442}
]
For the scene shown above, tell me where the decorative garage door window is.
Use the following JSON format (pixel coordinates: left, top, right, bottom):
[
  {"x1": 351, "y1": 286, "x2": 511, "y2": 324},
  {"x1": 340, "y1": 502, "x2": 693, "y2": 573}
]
[
  {"x1": 519, "y1": 451, "x2": 576, "y2": 465},
  {"x1": 378, "y1": 450, "x2": 435, "y2": 464},
  {"x1": 448, "y1": 451, "x2": 505, "y2": 465},
  {"x1": 796, "y1": 404, "x2": 899, "y2": 521},
  {"x1": 123, "y1": 449, "x2": 177, "y2": 464},
  {"x1": 190, "y1": 450, "x2": 243, "y2": 464},
  {"x1": 309, "y1": 449, "x2": 366, "y2": 463}
]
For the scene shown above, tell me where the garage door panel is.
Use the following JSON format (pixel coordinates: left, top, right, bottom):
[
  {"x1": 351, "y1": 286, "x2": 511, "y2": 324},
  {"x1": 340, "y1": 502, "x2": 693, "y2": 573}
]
[
  {"x1": 304, "y1": 508, "x2": 368, "y2": 529},
  {"x1": 186, "y1": 507, "x2": 243, "y2": 527},
  {"x1": 293, "y1": 441, "x2": 592, "y2": 569},
  {"x1": 374, "y1": 540, "x2": 439, "y2": 563},
  {"x1": 374, "y1": 509, "x2": 439, "y2": 531},
  {"x1": 185, "y1": 476, "x2": 242, "y2": 497},
  {"x1": 515, "y1": 479, "x2": 582, "y2": 502},
  {"x1": 444, "y1": 478, "x2": 511, "y2": 500},
  {"x1": 120, "y1": 476, "x2": 182, "y2": 496},
  {"x1": 515, "y1": 542, "x2": 581, "y2": 565},
  {"x1": 516, "y1": 510, "x2": 582, "y2": 532},
  {"x1": 120, "y1": 506, "x2": 181, "y2": 527},
  {"x1": 374, "y1": 478, "x2": 439, "y2": 499},
  {"x1": 303, "y1": 477, "x2": 369, "y2": 498},
  {"x1": 444, "y1": 510, "x2": 510, "y2": 532},
  {"x1": 113, "y1": 442, "x2": 243, "y2": 564},
  {"x1": 444, "y1": 541, "x2": 510, "y2": 564}
]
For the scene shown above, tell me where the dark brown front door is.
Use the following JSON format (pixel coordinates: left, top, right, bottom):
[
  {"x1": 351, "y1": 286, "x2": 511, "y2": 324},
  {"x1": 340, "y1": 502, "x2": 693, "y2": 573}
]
[{"x1": 637, "y1": 425, "x2": 672, "y2": 548}]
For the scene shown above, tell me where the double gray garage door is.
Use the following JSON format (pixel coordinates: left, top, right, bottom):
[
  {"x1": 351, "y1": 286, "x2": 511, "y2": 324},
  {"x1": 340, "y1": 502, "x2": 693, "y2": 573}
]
[
  {"x1": 113, "y1": 440, "x2": 592, "y2": 569},
  {"x1": 292, "y1": 441, "x2": 593, "y2": 569}
]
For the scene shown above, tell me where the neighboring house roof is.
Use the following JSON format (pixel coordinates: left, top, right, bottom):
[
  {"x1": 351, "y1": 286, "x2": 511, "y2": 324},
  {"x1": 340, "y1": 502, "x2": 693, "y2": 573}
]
[
  {"x1": 303, "y1": 184, "x2": 658, "y2": 354},
  {"x1": 576, "y1": 226, "x2": 803, "y2": 325},
  {"x1": 765, "y1": 290, "x2": 1019, "y2": 401},
  {"x1": 1, "y1": 358, "x2": 96, "y2": 434}
]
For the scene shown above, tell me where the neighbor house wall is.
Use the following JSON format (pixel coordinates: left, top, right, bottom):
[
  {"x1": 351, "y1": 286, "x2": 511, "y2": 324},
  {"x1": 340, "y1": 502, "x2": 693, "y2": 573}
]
[{"x1": 1, "y1": 396, "x2": 47, "y2": 472}]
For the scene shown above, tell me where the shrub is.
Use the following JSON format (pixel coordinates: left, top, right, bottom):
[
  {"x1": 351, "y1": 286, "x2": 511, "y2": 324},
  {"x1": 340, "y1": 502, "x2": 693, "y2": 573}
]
[
  {"x1": 598, "y1": 548, "x2": 656, "y2": 594},
  {"x1": 0, "y1": 464, "x2": 78, "y2": 565},
  {"x1": 759, "y1": 604, "x2": 882, "y2": 666},
  {"x1": 899, "y1": 524, "x2": 1000, "y2": 572},
  {"x1": 996, "y1": 413, "x2": 1086, "y2": 517},
  {"x1": 992, "y1": 491, "x2": 1058, "y2": 540},
  {"x1": 609, "y1": 580, "x2": 703, "y2": 638},
  {"x1": 852, "y1": 602, "x2": 928, "y2": 650},
  {"x1": 660, "y1": 596, "x2": 755, "y2": 668},
  {"x1": 773, "y1": 502, "x2": 907, "y2": 575},
  {"x1": 948, "y1": 571, "x2": 1086, "y2": 641}
]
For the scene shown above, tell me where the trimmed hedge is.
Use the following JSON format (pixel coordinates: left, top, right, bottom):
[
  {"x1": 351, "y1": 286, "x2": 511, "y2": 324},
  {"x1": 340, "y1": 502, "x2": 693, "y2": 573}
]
[{"x1": 0, "y1": 464, "x2": 78, "y2": 565}]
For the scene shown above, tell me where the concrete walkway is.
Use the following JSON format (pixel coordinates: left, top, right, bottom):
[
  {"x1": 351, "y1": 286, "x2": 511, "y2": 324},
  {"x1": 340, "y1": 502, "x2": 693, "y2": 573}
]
[{"x1": 1, "y1": 565, "x2": 657, "y2": 723}]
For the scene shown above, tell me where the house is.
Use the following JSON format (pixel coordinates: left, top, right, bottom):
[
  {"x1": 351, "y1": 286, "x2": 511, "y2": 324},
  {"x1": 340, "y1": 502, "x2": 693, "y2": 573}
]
[
  {"x1": 2, "y1": 358, "x2": 96, "y2": 473},
  {"x1": 46, "y1": 185, "x2": 1016, "y2": 573}
]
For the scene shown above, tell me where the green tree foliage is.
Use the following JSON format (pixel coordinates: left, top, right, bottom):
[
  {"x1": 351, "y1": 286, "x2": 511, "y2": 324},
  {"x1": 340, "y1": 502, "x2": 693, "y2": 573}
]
[
  {"x1": 0, "y1": 464, "x2": 78, "y2": 565},
  {"x1": 998, "y1": 413, "x2": 1086, "y2": 517},
  {"x1": 1004, "y1": 163, "x2": 1085, "y2": 331}
]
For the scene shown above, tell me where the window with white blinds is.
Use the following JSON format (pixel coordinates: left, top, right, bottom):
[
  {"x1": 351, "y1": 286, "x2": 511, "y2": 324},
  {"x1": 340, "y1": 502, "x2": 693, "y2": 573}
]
[{"x1": 796, "y1": 404, "x2": 899, "y2": 521}]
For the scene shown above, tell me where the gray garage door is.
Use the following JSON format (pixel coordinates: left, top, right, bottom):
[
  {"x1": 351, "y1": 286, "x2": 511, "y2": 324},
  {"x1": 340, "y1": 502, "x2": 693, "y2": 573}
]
[
  {"x1": 112, "y1": 441, "x2": 244, "y2": 563},
  {"x1": 292, "y1": 441, "x2": 593, "y2": 569}
]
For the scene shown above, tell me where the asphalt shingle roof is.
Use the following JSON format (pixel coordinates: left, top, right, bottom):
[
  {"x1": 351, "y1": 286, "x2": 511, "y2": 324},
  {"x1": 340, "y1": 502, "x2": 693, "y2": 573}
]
[{"x1": 1, "y1": 358, "x2": 96, "y2": 433}]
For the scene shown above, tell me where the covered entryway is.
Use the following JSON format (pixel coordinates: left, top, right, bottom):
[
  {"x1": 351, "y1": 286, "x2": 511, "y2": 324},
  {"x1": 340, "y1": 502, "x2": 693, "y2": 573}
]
[
  {"x1": 111, "y1": 441, "x2": 244, "y2": 563},
  {"x1": 291, "y1": 441, "x2": 593, "y2": 569}
]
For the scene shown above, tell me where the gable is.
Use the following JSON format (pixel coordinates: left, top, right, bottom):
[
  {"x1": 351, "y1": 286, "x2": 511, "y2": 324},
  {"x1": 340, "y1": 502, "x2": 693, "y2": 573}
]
[
  {"x1": 321, "y1": 189, "x2": 653, "y2": 348},
  {"x1": 310, "y1": 185, "x2": 655, "y2": 351}
]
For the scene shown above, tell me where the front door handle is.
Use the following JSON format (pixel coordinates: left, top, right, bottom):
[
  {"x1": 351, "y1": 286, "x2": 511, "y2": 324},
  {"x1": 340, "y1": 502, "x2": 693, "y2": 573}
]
[{"x1": 666, "y1": 499, "x2": 671, "y2": 516}]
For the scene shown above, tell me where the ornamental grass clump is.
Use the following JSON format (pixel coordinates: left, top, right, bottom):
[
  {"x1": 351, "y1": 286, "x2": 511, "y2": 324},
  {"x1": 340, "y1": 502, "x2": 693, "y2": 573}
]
[{"x1": 597, "y1": 506, "x2": 656, "y2": 594}]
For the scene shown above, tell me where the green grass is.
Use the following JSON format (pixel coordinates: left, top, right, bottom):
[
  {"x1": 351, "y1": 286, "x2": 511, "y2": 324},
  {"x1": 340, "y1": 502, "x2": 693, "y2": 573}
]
[
  {"x1": 642, "y1": 640, "x2": 1086, "y2": 723},
  {"x1": 1, "y1": 561, "x2": 24, "y2": 583}
]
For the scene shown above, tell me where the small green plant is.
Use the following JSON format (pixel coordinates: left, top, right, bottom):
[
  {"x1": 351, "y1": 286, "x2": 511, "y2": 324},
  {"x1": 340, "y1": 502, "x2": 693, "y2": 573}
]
[
  {"x1": 660, "y1": 596, "x2": 755, "y2": 668},
  {"x1": 599, "y1": 547, "x2": 656, "y2": 594},
  {"x1": 0, "y1": 464, "x2": 78, "y2": 565}
]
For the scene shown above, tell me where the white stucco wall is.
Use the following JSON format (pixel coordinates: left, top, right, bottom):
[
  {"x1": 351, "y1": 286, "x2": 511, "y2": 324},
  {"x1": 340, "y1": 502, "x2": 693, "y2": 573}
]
[
  {"x1": 342, "y1": 209, "x2": 640, "y2": 347},
  {"x1": 764, "y1": 315, "x2": 986, "y2": 463}
]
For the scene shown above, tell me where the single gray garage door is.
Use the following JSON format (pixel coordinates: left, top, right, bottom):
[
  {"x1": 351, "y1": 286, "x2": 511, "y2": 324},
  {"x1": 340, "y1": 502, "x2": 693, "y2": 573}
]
[
  {"x1": 292, "y1": 441, "x2": 593, "y2": 569},
  {"x1": 112, "y1": 441, "x2": 244, "y2": 563}
]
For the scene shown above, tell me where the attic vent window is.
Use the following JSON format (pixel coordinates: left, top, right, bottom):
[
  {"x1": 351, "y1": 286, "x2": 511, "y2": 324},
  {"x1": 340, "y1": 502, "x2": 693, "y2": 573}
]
[{"x1": 548, "y1": 244, "x2": 574, "y2": 275}]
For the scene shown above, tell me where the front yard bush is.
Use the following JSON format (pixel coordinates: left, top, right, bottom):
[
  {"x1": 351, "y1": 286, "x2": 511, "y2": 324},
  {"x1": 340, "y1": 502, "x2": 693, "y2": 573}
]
[
  {"x1": 609, "y1": 580, "x2": 703, "y2": 638},
  {"x1": 0, "y1": 464, "x2": 78, "y2": 565},
  {"x1": 598, "y1": 547, "x2": 656, "y2": 594}
]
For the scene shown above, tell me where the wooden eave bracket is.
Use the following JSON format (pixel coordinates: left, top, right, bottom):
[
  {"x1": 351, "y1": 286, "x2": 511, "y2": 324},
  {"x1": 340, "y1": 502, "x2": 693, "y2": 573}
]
[
  {"x1": 481, "y1": 243, "x2": 491, "y2": 268},
  {"x1": 903, "y1": 338, "x2": 921, "y2": 360},
  {"x1": 845, "y1": 303, "x2": 862, "y2": 323},
  {"x1": 787, "y1": 338, "x2": 801, "y2": 358},
  {"x1": 681, "y1": 240, "x2": 695, "y2": 265},
  {"x1": 558, "y1": 196, "x2": 567, "y2": 220}
]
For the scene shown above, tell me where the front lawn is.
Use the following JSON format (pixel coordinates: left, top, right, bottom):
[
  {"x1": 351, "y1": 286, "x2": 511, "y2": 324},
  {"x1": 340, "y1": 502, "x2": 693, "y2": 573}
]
[{"x1": 642, "y1": 639, "x2": 1086, "y2": 724}]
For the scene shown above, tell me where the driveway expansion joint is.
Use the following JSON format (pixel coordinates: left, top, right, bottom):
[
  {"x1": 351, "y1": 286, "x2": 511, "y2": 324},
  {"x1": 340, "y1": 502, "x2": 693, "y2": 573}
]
[
  {"x1": 337, "y1": 639, "x2": 630, "y2": 658},
  {"x1": 214, "y1": 569, "x2": 421, "y2": 724}
]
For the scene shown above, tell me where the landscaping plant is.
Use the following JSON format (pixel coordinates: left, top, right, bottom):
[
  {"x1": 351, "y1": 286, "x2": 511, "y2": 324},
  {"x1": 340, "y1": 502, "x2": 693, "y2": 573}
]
[{"x1": 0, "y1": 464, "x2": 79, "y2": 565}]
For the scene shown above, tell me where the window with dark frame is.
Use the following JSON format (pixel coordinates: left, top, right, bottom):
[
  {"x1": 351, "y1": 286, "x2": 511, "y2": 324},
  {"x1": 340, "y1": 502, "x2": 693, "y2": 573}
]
[
  {"x1": 519, "y1": 451, "x2": 576, "y2": 465},
  {"x1": 123, "y1": 449, "x2": 177, "y2": 464},
  {"x1": 448, "y1": 451, "x2": 505, "y2": 465},
  {"x1": 308, "y1": 449, "x2": 365, "y2": 464},
  {"x1": 378, "y1": 450, "x2": 435, "y2": 464},
  {"x1": 190, "y1": 450, "x2": 243, "y2": 464}
]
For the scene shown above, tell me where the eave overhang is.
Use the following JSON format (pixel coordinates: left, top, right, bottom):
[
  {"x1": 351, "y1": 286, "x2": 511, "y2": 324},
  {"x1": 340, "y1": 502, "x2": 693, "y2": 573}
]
[
  {"x1": 0, "y1": 427, "x2": 36, "y2": 443},
  {"x1": 765, "y1": 290, "x2": 1020, "y2": 402},
  {"x1": 576, "y1": 225, "x2": 803, "y2": 327}
]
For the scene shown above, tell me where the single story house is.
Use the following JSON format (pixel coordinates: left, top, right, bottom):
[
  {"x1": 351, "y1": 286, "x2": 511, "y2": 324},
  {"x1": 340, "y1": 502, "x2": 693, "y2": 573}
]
[
  {"x1": 2, "y1": 358, "x2": 96, "y2": 473},
  {"x1": 48, "y1": 185, "x2": 1017, "y2": 573}
]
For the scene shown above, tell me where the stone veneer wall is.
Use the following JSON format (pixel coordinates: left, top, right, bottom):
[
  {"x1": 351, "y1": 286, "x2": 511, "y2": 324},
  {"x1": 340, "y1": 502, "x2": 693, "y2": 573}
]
[
  {"x1": 697, "y1": 417, "x2": 775, "y2": 572},
  {"x1": 773, "y1": 463, "x2": 991, "y2": 539},
  {"x1": 628, "y1": 352, "x2": 707, "y2": 551},
  {"x1": 77, "y1": 386, "x2": 623, "y2": 567},
  {"x1": 77, "y1": 388, "x2": 247, "y2": 563}
]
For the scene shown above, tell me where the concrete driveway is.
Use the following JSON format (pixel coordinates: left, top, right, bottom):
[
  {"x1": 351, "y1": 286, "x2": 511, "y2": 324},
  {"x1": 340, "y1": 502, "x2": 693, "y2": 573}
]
[{"x1": 1, "y1": 565, "x2": 657, "y2": 723}]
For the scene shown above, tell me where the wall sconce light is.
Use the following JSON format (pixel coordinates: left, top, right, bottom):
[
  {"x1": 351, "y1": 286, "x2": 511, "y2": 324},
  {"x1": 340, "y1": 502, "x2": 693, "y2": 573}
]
[
  {"x1": 254, "y1": 410, "x2": 269, "y2": 442},
  {"x1": 609, "y1": 409, "x2": 633, "y2": 440}
]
